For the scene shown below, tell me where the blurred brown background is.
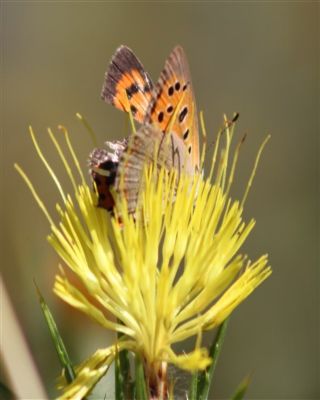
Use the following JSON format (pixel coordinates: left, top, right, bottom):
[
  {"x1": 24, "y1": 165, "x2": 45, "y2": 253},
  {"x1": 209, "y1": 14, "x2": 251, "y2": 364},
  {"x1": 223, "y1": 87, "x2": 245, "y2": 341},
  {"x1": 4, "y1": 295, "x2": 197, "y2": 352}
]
[{"x1": 1, "y1": 2, "x2": 319, "y2": 399}]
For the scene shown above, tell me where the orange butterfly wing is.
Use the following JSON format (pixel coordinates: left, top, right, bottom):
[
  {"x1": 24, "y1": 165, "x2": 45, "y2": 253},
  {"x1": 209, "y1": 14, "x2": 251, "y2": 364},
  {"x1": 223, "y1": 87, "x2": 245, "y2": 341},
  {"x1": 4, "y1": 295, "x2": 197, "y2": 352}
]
[
  {"x1": 101, "y1": 45, "x2": 154, "y2": 123},
  {"x1": 144, "y1": 46, "x2": 199, "y2": 169}
]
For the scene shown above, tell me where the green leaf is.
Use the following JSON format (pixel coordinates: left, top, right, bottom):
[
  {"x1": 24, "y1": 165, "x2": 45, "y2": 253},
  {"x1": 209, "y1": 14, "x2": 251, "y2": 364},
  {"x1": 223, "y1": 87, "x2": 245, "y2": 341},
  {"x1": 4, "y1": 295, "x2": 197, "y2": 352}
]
[
  {"x1": 34, "y1": 282, "x2": 75, "y2": 383},
  {"x1": 115, "y1": 324, "x2": 133, "y2": 400},
  {"x1": 115, "y1": 348, "x2": 131, "y2": 400},
  {"x1": 189, "y1": 370, "x2": 199, "y2": 400},
  {"x1": 0, "y1": 381, "x2": 15, "y2": 400},
  {"x1": 193, "y1": 318, "x2": 230, "y2": 400},
  {"x1": 231, "y1": 375, "x2": 251, "y2": 400},
  {"x1": 134, "y1": 355, "x2": 148, "y2": 400}
]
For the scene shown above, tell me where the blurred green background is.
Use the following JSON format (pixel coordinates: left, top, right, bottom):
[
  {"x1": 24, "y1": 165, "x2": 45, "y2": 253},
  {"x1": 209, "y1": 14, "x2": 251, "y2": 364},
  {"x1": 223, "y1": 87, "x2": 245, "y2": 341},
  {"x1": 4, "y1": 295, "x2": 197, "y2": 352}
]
[{"x1": 1, "y1": 2, "x2": 318, "y2": 399}]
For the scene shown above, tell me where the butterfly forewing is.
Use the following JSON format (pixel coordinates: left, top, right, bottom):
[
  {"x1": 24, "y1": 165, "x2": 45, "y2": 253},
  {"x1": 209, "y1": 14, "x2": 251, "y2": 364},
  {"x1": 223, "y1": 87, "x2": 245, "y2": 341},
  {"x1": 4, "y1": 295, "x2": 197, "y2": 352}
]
[
  {"x1": 101, "y1": 45, "x2": 154, "y2": 123},
  {"x1": 144, "y1": 46, "x2": 199, "y2": 169}
]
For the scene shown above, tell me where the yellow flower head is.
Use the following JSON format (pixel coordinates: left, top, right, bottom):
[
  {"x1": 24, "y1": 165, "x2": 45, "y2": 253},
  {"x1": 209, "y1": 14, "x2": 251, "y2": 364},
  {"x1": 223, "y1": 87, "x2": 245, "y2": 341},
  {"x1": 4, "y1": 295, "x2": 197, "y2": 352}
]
[{"x1": 15, "y1": 115, "x2": 271, "y2": 400}]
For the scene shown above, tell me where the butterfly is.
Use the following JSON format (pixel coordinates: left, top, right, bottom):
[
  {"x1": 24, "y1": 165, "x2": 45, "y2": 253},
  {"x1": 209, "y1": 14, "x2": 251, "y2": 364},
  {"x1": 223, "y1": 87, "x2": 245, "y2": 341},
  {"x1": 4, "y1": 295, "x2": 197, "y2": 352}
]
[{"x1": 89, "y1": 45, "x2": 199, "y2": 213}]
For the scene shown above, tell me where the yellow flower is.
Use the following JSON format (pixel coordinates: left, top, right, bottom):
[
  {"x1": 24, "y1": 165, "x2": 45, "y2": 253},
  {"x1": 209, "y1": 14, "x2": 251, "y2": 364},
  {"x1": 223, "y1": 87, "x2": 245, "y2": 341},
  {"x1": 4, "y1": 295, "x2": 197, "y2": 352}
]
[{"x1": 15, "y1": 117, "x2": 271, "y2": 400}]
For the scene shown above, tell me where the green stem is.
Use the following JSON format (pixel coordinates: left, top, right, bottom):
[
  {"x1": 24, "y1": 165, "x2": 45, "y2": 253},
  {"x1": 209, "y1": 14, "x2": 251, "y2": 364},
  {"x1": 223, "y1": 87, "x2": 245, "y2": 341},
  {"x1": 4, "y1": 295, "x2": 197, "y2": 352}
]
[
  {"x1": 189, "y1": 370, "x2": 199, "y2": 400},
  {"x1": 135, "y1": 355, "x2": 148, "y2": 400}
]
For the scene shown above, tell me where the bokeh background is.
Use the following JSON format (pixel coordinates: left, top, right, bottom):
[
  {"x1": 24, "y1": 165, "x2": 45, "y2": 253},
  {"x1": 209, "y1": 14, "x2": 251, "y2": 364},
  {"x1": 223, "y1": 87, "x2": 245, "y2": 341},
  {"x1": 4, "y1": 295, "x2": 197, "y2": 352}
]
[{"x1": 1, "y1": 2, "x2": 319, "y2": 399}]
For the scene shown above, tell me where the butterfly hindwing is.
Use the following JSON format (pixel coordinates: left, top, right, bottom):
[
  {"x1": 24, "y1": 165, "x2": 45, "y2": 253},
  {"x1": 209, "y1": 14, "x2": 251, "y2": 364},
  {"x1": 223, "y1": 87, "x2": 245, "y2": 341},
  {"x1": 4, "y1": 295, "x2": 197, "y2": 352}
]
[
  {"x1": 115, "y1": 124, "x2": 193, "y2": 213},
  {"x1": 101, "y1": 45, "x2": 154, "y2": 123},
  {"x1": 144, "y1": 46, "x2": 199, "y2": 169}
]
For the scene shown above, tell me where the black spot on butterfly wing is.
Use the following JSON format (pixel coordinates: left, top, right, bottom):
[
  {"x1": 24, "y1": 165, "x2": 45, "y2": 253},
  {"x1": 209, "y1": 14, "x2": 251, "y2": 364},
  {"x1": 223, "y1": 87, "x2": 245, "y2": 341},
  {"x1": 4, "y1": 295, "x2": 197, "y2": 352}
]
[
  {"x1": 179, "y1": 106, "x2": 188, "y2": 123},
  {"x1": 126, "y1": 83, "x2": 139, "y2": 99},
  {"x1": 158, "y1": 111, "x2": 164, "y2": 123},
  {"x1": 130, "y1": 105, "x2": 138, "y2": 115},
  {"x1": 183, "y1": 129, "x2": 189, "y2": 140}
]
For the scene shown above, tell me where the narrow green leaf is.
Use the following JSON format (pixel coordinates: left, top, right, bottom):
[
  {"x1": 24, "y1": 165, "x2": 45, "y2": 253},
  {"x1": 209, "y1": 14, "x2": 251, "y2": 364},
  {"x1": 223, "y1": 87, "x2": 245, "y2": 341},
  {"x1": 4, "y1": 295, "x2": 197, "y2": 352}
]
[
  {"x1": 115, "y1": 350, "x2": 125, "y2": 400},
  {"x1": 189, "y1": 371, "x2": 199, "y2": 400},
  {"x1": 34, "y1": 283, "x2": 75, "y2": 383},
  {"x1": 197, "y1": 318, "x2": 230, "y2": 400},
  {"x1": 0, "y1": 381, "x2": 15, "y2": 400},
  {"x1": 134, "y1": 355, "x2": 148, "y2": 400},
  {"x1": 115, "y1": 324, "x2": 132, "y2": 400},
  {"x1": 231, "y1": 375, "x2": 251, "y2": 400},
  {"x1": 115, "y1": 348, "x2": 131, "y2": 400}
]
